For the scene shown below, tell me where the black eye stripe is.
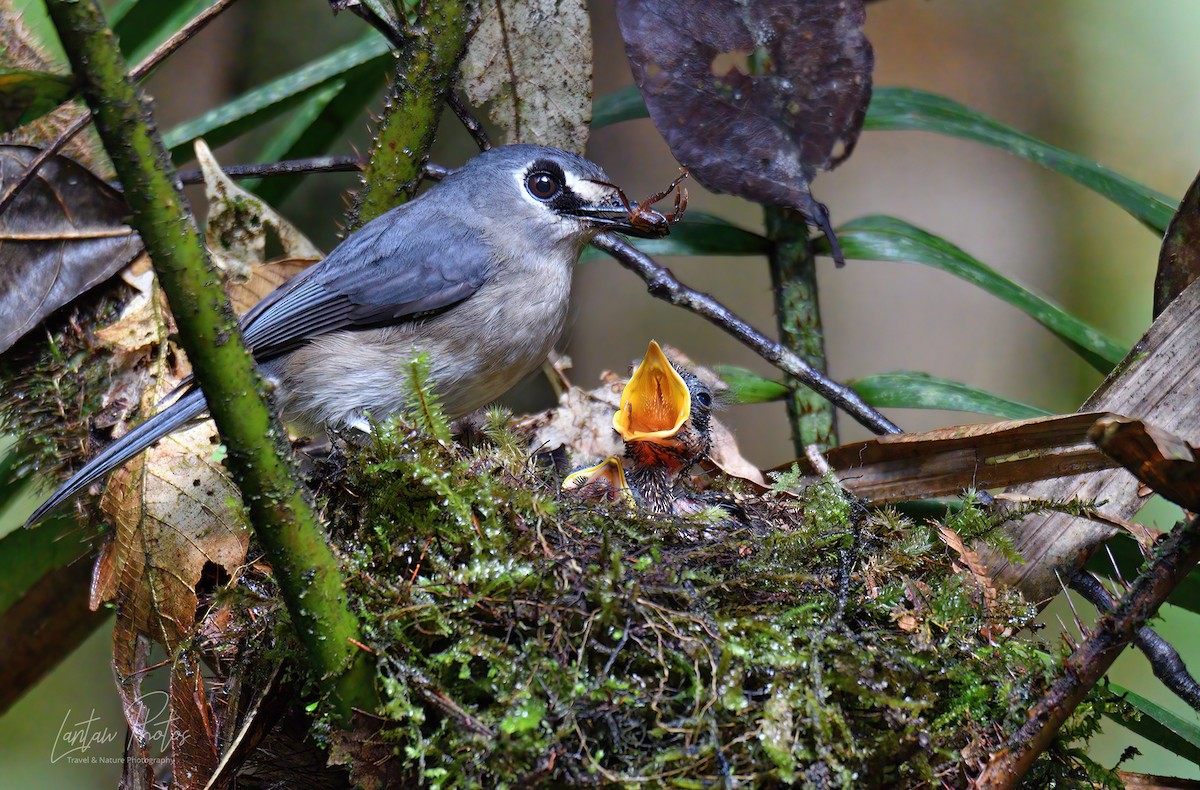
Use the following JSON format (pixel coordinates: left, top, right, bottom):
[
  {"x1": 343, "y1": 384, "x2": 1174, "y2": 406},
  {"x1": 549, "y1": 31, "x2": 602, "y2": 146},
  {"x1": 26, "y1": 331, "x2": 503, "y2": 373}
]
[{"x1": 525, "y1": 159, "x2": 587, "y2": 217}]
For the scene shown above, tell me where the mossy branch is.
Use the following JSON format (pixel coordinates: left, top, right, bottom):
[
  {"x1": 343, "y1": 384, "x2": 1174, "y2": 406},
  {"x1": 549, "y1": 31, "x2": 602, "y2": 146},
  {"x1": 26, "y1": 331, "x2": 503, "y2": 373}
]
[
  {"x1": 976, "y1": 513, "x2": 1200, "y2": 788},
  {"x1": 766, "y1": 206, "x2": 837, "y2": 453},
  {"x1": 43, "y1": 0, "x2": 375, "y2": 722},
  {"x1": 348, "y1": 0, "x2": 472, "y2": 228}
]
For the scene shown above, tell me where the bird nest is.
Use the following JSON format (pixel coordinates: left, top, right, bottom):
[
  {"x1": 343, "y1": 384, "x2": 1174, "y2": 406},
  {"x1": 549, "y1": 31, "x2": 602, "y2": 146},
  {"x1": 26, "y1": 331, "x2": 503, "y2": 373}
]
[
  {"x1": 1, "y1": 300, "x2": 1123, "y2": 789},
  {"x1": 295, "y1": 407, "x2": 1120, "y2": 789}
]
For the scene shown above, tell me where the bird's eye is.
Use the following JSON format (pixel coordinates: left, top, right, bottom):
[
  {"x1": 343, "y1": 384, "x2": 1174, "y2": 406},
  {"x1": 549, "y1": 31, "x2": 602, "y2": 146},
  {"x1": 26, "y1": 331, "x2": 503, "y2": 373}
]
[
  {"x1": 694, "y1": 389, "x2": 713, "y2": 409},
  {"x1": 526, "y1": 171, "x2": 562, "y2": 201}
]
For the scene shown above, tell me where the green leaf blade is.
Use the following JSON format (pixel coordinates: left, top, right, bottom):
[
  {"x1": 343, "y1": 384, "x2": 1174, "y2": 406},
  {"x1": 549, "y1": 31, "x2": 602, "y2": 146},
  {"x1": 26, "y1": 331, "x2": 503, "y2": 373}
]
[
  {"x1": 0, "y1": 69, "x2": 74, "y2": 131},
  {"x1": 848, "y1": 372, "x2": 1050, "y2": 419},
  {"x1": 592, "y1": 84, "x2": 648, "y2": 128},
  {"x1": 865, "y1": 87, "x2": 1176, "y2": 234},
  {"x1": 824, "y1": 215, "x2": 1126, "y2": 373},
  {"x1": 162, "y1": 32, "x2": 391, "y2": 163},
  {"x1": 246, "y1": 63, "x2": 386, "y2": 205},
  {"x1": 1105, "y1": 682, "x2": 1200, "y2": 766},
  {"x1": 712, "y1": 365, "x2": 790, "y2": 405},
  {"x1": 114, "y1": 0, "x2": 212, "y2": 65},
  {"x1": 715, "y1": 365, "x2": 1049, "y2": 420}
]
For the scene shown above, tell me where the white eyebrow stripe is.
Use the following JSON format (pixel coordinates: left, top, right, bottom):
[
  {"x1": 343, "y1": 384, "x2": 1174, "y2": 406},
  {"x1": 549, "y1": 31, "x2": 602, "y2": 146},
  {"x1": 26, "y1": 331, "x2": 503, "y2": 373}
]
[{"x1": 565, "y1": 172, "x2": 615, "y2": 204}]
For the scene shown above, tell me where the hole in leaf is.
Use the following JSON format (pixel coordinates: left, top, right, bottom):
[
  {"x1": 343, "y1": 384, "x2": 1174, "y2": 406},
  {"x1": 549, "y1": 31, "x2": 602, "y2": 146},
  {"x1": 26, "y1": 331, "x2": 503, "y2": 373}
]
[{"x1": 711, "y1": 49, "x2": 752, "y2": 77}]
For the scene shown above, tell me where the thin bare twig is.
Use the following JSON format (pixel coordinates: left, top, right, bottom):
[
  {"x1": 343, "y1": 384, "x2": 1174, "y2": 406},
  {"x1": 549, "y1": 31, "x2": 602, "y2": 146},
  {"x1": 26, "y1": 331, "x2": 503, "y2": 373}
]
[
  {"x1": 446, "y1": 93, "x2": 492, "y2": 151},
  {"x1": 974, "y1": 513, "x2": 1200, "y2": 789},
  {"x1": 0, "y1": 0, "x2": 243, "y2": 217},
  {"x1": 129, "y1": 0, "x2": 243, "y2": 82},
  {"x1": 590, "y1": 233, "x2": 902, "y2": 436},
  {"x1": 1070, "y1": 569, "x2": 1200, "y2": 711},
  {"x1": 175, "y1": 155, "x2": 365, "y2": 185}
]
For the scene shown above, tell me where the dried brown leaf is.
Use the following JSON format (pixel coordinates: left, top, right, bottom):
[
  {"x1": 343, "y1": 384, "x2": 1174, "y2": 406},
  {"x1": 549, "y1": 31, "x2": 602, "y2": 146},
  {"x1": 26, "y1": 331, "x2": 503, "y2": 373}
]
[
  {"x1": 169, "y1": 649, "x2": 220, "y2": 790},
  {"x1": 1155, "y1": 166, "x2": 1200, "y2": 317},
  {"x1": 983, "y1": 277, "x2": 1200, "y2": 601},
  {"x1": 773, "y1": 412, "x2": 1121, "y2": 505},
  {"x1": 937, "y1": 526, "x2": 993, "y2": 590},
  {"x1": 97, "y1": 364, "x2": 248, "y2": 739},
  {"x1": 229, "y1": 256, "x2": 313, "y2": 315},
  {"x1": 92, "y1": 259, "x2": 168, "y2": 362},
  {"x1": 460, "y1": 0, "x2": 592, "y2": 152},
  {"x1": 0, "y1": 144, "x2": 143, "y2": 353},
  {"x1": 517, "y1": 376, "x2": 626, "y2": 466},
  {"x1": 1088, "y1": 415, "x2": 1200, "y2": 513},
  {"x1": 195, "y1": 139, "x2": 321, "y2": 312},
  {"x1": 616, "y1": 0, "x2": 872, "y2": 253}
]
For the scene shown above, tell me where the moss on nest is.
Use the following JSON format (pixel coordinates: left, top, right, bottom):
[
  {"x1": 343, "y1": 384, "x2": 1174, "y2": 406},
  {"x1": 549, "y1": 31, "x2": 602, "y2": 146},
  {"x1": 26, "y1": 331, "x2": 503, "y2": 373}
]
[{"x1": 314, "y1": 406, "x2": 1123, "y2": 789}]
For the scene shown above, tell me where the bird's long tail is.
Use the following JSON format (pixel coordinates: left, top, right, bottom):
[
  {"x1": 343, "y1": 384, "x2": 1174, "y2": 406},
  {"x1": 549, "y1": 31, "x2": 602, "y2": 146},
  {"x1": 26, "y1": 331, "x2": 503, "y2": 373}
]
[{"x1": 25, "y1": 388, "x2": 209, "y2": 526}]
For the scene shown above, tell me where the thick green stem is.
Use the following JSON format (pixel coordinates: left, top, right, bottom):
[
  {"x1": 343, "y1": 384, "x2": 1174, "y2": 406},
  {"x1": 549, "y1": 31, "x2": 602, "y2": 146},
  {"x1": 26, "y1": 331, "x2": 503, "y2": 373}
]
[
  {"x1": 349, "y1": 0, "x2": 471, "y2": 228},
  {"x1": 766, "y1": 206, "x2": 837, "y2": 453},
  {"x1": 44, "y1": 0, "x2": 375, "y2": 722}
]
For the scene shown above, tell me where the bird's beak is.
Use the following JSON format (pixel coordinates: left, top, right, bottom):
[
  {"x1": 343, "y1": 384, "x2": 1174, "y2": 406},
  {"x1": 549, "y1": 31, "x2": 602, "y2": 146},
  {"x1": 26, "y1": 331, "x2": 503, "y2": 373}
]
[
  {"x1": 562, "y1": 456, "x2": 632, "y2": 503},
  {"x1": 571, "y1": 202, "x2": 668, "y2": 238},
  {"x1": 569, "y1": 181, "x2": 676, "y2": 239},
  {"x1": 613, "y1": 341, "x2": 691, "y2": 443}
]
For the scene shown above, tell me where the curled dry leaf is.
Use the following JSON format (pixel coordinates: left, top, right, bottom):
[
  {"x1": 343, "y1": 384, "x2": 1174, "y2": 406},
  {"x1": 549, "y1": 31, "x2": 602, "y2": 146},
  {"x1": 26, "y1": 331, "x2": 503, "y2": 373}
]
[
  {"x1": 616, "y1": 0, "x2": 872, "y2": 259},
  {"x1": 518, "y1": 373, "x2": 626, "y2": 466},
  {"x1": 195, "y1": 138, "x2": 321, "y2": 312},
  {"x1": 1088, "y1": 415, "x2": 1200, "y2": 513},
  {"x1": 0, "y1": 144, "x2": 143, "y2": 353},
  {"x1": 938, "y1": 525, "x2": 1005, "y2": 639},
  {"x1": 169, "y1": 648, "x2": 220, "y2": 789},
  {"x1": 94, "y1": 386, "x2": 249, "y2": 742},
  {"x1": 460, "y1": 0, "x2": 592, "y2": 153}
]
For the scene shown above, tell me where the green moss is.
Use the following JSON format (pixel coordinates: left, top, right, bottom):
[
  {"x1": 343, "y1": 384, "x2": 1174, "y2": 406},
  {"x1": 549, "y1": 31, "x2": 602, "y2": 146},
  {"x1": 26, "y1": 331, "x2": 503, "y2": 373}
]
[
  {"x1": 0, "y1": 281, "x2": 129, "y2": 484},
  {"x1": 314, "y1": 414, "x2": 1120, "y2": 788}
]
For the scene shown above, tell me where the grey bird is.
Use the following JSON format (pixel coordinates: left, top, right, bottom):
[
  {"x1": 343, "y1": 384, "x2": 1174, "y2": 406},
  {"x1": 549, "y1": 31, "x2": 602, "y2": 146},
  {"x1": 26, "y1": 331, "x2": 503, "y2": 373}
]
[{"x1": 28, "y1": 144, "x2": 676, "y2": 525}]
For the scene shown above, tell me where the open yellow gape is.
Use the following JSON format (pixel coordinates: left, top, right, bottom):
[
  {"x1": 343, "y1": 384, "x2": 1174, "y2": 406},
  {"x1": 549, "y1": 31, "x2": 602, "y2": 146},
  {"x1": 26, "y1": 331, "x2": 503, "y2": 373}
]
[{"x1": 613, "y1": 341, "x2": 690, "y2": 443}]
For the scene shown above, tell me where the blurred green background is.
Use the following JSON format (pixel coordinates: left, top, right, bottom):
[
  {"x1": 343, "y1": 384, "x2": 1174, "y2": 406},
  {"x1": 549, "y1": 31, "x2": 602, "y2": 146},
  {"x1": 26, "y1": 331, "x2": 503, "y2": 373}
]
[{"x1": 2, "y1": 0, "x2": 1199, "y2": 785}]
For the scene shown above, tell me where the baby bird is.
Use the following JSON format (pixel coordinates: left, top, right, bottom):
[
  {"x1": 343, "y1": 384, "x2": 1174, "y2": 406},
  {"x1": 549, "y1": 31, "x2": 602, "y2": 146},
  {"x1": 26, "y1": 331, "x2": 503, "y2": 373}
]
[{"x1": 611, "y1": 341, "x2": 714, "y2": 515}]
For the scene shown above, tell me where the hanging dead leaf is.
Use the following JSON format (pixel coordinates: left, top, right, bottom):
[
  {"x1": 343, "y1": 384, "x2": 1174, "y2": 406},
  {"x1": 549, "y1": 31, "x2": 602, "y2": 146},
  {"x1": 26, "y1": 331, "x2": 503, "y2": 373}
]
[
  {"x1": 460, "y1": 0, "x2": 592, "y2": 152},
  {"x1": 1154, "y1": 165, "x2": 1200, "y2": 318},
  {"x1": 0, "y1": 144, "x2": 143, "y2": 353},
  {"x1": 615, "y1": 0, "x2": 872, "y2": 260},
  {"x1": 94, "y1": 365, "x2": 248, "y2": 742},
  {"x1": 1088, "y1": 415, "x2": 1200, "y2": 513},
  {"x1": 195, "y1": 139, "x2": 321, "y2": 312},
  {"x1": 169, "y1": 648, "x2": 220, "y2": 789}
]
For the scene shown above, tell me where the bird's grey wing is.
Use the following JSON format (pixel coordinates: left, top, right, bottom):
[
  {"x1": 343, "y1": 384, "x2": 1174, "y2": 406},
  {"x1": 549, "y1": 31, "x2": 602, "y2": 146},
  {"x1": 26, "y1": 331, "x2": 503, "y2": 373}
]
[{"x1": 241, "y1": 212, "x2": 490, "y2": 362}]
